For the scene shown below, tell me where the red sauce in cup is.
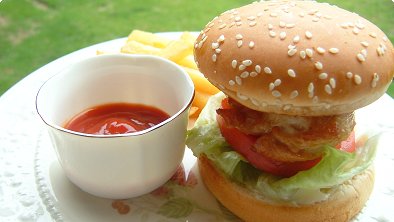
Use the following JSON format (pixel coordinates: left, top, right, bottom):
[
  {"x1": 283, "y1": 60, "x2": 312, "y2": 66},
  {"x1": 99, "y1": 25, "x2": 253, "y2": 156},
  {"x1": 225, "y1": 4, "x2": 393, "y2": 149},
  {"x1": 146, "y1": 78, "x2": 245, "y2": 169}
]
[{"x1": 64, "y1": 103, "x2": 170, "y2": 135}]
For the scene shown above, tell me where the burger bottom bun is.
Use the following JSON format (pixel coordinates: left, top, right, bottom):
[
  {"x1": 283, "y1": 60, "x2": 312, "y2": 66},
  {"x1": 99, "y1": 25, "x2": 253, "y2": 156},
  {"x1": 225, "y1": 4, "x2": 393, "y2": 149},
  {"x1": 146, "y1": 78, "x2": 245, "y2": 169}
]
[{"x1": 198, "y1": 155, "x2": 374, "y2": 222}]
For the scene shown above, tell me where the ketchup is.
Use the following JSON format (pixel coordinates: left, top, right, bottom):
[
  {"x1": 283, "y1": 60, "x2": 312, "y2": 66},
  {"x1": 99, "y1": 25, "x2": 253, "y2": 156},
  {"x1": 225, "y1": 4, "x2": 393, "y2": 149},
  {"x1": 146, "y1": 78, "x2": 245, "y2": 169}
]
[{"x1": 64, "y1": 103, "x2": 170, "y2": 135}]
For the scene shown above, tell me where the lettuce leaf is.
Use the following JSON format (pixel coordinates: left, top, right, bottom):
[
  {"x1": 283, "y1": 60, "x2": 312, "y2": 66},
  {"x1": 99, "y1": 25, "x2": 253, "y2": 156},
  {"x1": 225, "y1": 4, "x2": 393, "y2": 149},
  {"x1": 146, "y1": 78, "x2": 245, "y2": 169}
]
[{"x1": 186, "y1": 92, "x2": 379, "y2": 205}]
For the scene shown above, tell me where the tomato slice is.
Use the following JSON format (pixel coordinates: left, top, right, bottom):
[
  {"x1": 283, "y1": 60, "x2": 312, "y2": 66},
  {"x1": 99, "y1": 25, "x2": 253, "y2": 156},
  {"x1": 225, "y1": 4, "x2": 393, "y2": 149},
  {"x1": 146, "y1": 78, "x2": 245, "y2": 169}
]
[
  {"x1": 336, "y1": 130, "x2": 356, "y2": 153},
  {"x1": 217, "y1": 98, "x2": 355, "y2": 177}
]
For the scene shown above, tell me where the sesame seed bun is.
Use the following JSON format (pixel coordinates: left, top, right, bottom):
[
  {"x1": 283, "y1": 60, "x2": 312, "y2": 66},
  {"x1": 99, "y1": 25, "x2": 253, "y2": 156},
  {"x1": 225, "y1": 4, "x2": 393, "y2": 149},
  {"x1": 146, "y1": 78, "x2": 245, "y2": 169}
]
[
  {"x1": 198, "y1": 154, "x2": 375, "y2": 222},
  {"x1": 194, "y1": 0, "x2": 394, "y2": 116}
]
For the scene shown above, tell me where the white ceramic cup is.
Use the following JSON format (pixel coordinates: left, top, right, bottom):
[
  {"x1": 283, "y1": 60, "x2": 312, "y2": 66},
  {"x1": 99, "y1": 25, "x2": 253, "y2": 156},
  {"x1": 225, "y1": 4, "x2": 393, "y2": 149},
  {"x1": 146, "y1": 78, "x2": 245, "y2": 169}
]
[{"x1": 36, "y1": 54, "x2": 194, "y2": 199}]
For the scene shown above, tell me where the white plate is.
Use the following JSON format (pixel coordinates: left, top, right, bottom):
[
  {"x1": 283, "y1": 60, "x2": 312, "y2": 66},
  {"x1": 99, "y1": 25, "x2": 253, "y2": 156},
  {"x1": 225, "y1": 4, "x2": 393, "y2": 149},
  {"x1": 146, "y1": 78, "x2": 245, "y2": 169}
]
[{"x1": 0, "y1": 32, "x2": 394, "y2": 222}]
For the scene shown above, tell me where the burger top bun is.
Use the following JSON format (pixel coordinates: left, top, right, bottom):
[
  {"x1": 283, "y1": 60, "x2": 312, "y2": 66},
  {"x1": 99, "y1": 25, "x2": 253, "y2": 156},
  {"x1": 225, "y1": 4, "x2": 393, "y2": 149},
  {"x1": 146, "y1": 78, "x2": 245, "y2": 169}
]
[{"x1": 194, "y1": 0, "x2": 394, "y2": 116}]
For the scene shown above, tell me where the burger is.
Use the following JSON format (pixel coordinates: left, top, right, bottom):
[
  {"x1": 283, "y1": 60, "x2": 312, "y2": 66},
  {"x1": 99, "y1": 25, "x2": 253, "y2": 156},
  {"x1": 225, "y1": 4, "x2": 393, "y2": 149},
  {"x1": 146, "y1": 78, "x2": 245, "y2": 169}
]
[{"x1": 186, "y1": 1, "x2": 394, "y2": 221}]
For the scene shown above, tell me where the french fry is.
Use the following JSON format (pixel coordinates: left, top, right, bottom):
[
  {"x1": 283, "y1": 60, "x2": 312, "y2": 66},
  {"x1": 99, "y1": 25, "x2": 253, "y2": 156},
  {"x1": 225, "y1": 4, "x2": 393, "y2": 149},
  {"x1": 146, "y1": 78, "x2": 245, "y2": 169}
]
[
  {"x1": 193, "y1": 91, "x2": 211, "y2": 112},
  {"x1": 189, "y1": 106, "x2": 199, "y2": 117},
  {"x1": 121, "y1": 40, "x2": 161, "y2": 55},
  {"x1": 183, "y1": 67, "x2": 220, "y2": 95},
  {"x1": 177, "y1": 55, "x2": 198, "y2": 69},
  {"x1": 160, "y1": 39, "x2": 193, "y2": 62},
  {"x1": 180, "y1": 31, "x2": 197, "y2": 46},
  {"x1": 127, "y1": 30, "x2": 171, "y2": 48},
  {"x1": 117, "y1": 29, "x2": 220, "y2": 121}
]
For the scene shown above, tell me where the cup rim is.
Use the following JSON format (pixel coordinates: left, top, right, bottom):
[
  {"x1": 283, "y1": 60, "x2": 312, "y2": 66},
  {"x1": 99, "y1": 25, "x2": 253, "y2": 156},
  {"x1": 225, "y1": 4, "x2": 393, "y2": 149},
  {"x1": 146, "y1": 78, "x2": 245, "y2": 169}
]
[{"x1": 35, "y1": 54, "x2": 195, "y2": 138}]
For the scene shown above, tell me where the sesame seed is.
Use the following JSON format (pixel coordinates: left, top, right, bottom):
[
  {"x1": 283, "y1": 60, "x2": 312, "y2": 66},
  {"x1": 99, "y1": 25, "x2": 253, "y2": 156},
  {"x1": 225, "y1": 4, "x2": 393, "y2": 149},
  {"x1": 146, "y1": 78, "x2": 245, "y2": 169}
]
[
  {"x1": 274, "y1": 79, "x2": 282, "y2": 86},
  {"x1": 354, "y1": 75, "x2": 362, "y2": 85},
  {"x1": 355, "y1": 22, "x2": 365, "y2": 29},
  {"x1": 381, "y1": 42, "x2": 387, "y2": 50},
  {"x1": 383, "y1": 36, "x2": 388, "y2": 42},
  {"x1": 236, "y1": 22, "x2": 242, "y2": 26},
  {"x1": 235, "y1": 76, "x2": 242, "y2": 85},
  {"x1": 288, "y1": 48, "x2": 297, "y2": 57},
  {"x1": 308, "y1": 82, "x2": 314, "y2": 93},
  {"x1": 270, "y1": 12, "x2": 278, "y2": 17},
  {"x1": 229, "y1": 80, "x2": 235, "y2": 86},
  {"x1": 215, "y1": 48, "x2": 221, "y2": 54},
  {"x1": 257, "y1": 12, "x2": 263, "y2": 17},
  {"x1": 283, "y1": 104, "x2": 292, "y2": 111},
  {"x1": 371, "y1": 73, "x2": 379, "y2": 88},
  {"x1": 247, "y1": 16, "x2": 256, "y2": 21},
  {"x1": 269, "y1": 31, "x2": 276, "y2": 38},
  {"x1": 208, "y1": 22, "x2": 215, "y2": 28},
  {"x1": 242, "y1": 60, "x2": 252, "y2": 66},
  {"x1": 306, "y1": 48, "x2": 313, "y2": 58},
  {"x1": 346, "y1": 72, "x2": 353, "y2": 79},
  {"x1": 250, "y1": 72, "x2": 258, "y2": 77},
  {"x1": 239, "y1": 64, "x2": 246, "y2": 70},
  {"x1": 240, "y1": 71, "x2": 249, "y2": 78},
  {"x1": 308, "y1": 9, "x2": 318, "y2": 15},
  {"x1": 369, "y1": 32, "x2": 377, "y2": 38},
  {"x1": 316, "y1": 47, "x2": 326, "y2": 54},
  {"x1": 340, "y1": 23, "x2": 348, "y2": 29},
  {"x1": 219, "y1": 23, "x2": 227, "y2": 29},
  {"x1": 299, "y1": 12, "x2": 305, "y2": 17},
  {"x1": 194, "y1": 43, "x2": 198, "y2": 49},
  {"x1": 323, "y1": 15, "x2": 333, "y2": 20},
  {"x1": 255, "y1": 65, "x2": 261, "y2": 73},
  {"x1": 328, "y1": 48, "x2": 339, "y2": 54},
  {"x1": 315, "y1": 61, "x2": 323, "y2": 70},
  {"x1": 251, "y1": 98, "x2": 260, "y2": 106},
  {"x1": 268, "y1": 24, "x2": 274, "y2": 30},
  {"x1": 290, "y1": 90, "x2": 299, "y2": 99},
  {"x1": 249, "y1": 21, "x2": 257, "y2": 27},
  {"x1": 218, "y1": 35, "x2": 225, "y2": 42},
  {"x1": 361, "y1": 41, "x2": 369, "y2": 47},
  {"x1": 286, "y1": 23, "x2": 295, "y2": 28},
  {"x1": 319, "y1": 73, "x2": 328, "y2": 79},
  {"x1": 231, "y1": 60, "x2": 237, "y2": 69},
  {"x1": 305, "y1": 31, "x2": 313, "y2": 39},
  {"x1": 288, "y1": 44, "x2": 296, "y2": 50},
  {"x1": 212, "y1": 42, "x2": 219, "y2": 49},
  {"x1": 329, "y1": 78, "x2": 336, "y2": 88},
  {"x1": 236, "y1": 34, "x2": 243, "y2": 40},
  {"x1": 264, "y1": 67, "x2": 272, "y2": 74},
  {"x1": 325, "y1": 84, "x2": 332, "y2": 94},
  {"x1": 300, "y1": 51, "x2": 306, "y2": 59},
  {"x1": 212, "y1": 54, "x2": 217, "y2": 62},
  {"x1": 293, "y1": 35, "x2": 300, "y2": 43},
  {"x1": 249, "y1": 41, "x2": 255, "y2": 49},
  {"x1": 357, "y1": 53, "x2": 366, "y2": 62},
  {"x1": 237, "y1": 40, "x2": 243, "y2": 48},
  {"x1": 237, "y1": 92, "x2": 248, "y2": 101},
  {"x1": 312, "y1": 17, "x2": 320, "y2": 22},
  {"x1": 279, "y1": 21, "x2": 286, "y2": 28},
  {"x1": 269, "y1": 83, "x2": 275, "y2": 91},
  {"x1": 361, "y1": 49, "x2": 367, "y2": 57},
  {"x1": 235, "y1": 16, "x2": 241, "y2": 22},
  {"x1": 288, "y1": 69, "x2": 296, "y2": 78},
  {"x1": 229, "y1": 22, "x2": 236, "y2": 28},
  {"x1": 377, "y1": 46, "x2": 385, "y2": 56},
  {"x1": 280, "y1": 32, "x2": 287, "y2": 40},
  {"x1": 272, "y1": 90, "x2": 281, "y2": 98},
  {"x1": 353, "y1": 27, "x2": 360, "y2": 35}
]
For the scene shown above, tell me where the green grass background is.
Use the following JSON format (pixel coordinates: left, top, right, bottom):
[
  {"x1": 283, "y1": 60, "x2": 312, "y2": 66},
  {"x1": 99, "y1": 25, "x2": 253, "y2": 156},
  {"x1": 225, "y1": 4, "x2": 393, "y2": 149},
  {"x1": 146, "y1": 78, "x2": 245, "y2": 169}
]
[{"x1": 0, "y1": 0, "x2": 393, "y2": 96}]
